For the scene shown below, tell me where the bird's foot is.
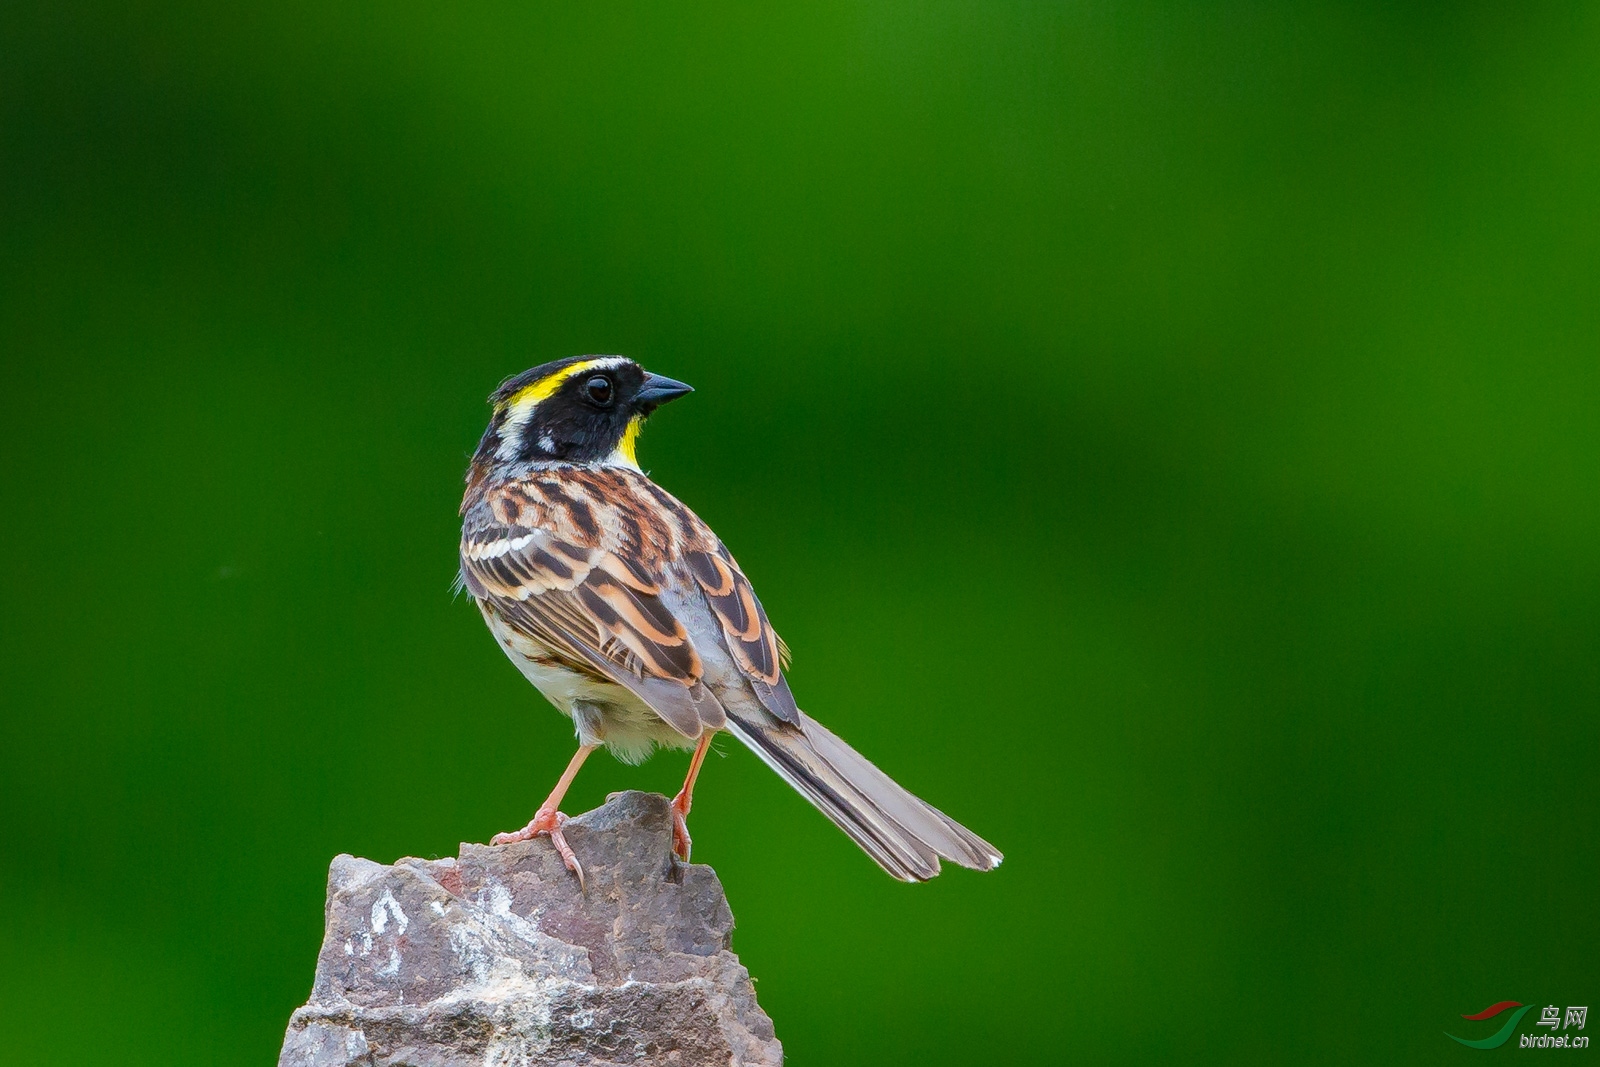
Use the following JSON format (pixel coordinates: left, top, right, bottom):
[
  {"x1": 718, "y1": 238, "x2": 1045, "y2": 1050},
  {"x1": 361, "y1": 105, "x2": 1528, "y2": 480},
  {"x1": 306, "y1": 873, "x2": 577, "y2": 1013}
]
[
  {"x1": 491, "y1": 809, "x2": 585, "y2": 889},
  {"x1": 670, "y1": 790, "x2": 692, "y2": 862}
]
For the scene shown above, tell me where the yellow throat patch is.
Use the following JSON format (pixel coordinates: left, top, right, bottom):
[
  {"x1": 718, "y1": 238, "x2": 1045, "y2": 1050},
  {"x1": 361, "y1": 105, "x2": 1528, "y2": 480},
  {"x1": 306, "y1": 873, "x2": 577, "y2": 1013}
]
[{"x1": 613, "y1": 415, "x2": 643, "y2": 468}]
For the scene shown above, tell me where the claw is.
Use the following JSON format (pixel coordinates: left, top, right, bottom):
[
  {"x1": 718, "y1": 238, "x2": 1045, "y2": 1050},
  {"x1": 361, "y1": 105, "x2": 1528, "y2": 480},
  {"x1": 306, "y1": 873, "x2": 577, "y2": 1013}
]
[
  {"x1": 491, "y1": 809, "x2": 585, "y2": 891},
  {"x1": 548, "y1": 819, "x2": 585, "y2": 891}
]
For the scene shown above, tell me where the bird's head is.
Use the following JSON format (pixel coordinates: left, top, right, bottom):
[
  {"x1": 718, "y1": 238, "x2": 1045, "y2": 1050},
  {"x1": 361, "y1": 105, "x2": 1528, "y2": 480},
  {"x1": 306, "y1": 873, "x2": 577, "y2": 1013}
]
[{"x1": 471, "y1": 356, "x2": 693, "y2": 474}]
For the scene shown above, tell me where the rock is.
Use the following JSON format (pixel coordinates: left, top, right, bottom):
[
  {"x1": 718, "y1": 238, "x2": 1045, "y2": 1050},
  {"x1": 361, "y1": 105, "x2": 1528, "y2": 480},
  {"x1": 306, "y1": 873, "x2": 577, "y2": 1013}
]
[{"x1": 278, "y1": 791, "x2": 782, "y2": 1067}]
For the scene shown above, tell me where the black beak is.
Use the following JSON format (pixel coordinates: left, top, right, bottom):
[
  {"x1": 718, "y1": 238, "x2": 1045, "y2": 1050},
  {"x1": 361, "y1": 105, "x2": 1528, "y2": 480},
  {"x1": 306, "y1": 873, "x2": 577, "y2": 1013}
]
[{"x1": 636, "y1": 372, "x2": 694, "y2": 409}]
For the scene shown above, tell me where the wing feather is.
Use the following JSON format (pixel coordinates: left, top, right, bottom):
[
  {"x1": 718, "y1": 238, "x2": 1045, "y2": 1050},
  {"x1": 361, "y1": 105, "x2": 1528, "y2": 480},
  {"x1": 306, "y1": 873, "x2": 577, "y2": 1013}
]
[
  {"x1": 463, "y1": 468, "x2": 797, "y2": 731},
  {"x1": 683, "y1": 546, "x2": 799, "y2": 724},
  {"x1": 462, "y1": 471, "x2": 721, "y2": 738}
]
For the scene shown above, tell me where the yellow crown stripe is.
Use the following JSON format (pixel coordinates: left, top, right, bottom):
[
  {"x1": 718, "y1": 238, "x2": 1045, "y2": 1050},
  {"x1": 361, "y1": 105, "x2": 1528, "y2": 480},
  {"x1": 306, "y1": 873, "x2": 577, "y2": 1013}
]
[{"x1": 506, "y1": 359, "x2": 614, "y2": 409}]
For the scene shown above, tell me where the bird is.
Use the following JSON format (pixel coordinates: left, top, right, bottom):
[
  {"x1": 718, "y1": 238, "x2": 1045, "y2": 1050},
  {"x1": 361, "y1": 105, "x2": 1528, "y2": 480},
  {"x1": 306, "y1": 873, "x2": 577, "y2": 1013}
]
[{"x1": 457, "y1": 356, "x2": 1002, "y2": 884}]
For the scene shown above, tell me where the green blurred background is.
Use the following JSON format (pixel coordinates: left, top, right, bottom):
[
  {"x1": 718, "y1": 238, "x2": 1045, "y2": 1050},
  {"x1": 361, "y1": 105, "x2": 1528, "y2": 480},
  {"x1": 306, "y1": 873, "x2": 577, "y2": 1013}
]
[{"x1": 3, "y1": 2, "x2": 1597, "y2": 1063}]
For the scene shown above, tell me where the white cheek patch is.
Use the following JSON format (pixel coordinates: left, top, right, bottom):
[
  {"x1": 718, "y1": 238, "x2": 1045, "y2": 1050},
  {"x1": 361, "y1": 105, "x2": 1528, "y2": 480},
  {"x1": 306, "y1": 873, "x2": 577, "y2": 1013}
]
[{"x1": 495, "y1": 405, "x2": 534, "y2": 460}]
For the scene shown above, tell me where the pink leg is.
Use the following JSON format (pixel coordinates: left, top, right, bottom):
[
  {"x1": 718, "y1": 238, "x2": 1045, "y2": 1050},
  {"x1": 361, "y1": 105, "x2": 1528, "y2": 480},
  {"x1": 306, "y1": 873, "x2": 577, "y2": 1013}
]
[
  {"x1": 492, "y1": 744, "x2": 598, "y2": 888},
  {"x1": 670, "y1": 732, "x2": 715, "y2": 861}
]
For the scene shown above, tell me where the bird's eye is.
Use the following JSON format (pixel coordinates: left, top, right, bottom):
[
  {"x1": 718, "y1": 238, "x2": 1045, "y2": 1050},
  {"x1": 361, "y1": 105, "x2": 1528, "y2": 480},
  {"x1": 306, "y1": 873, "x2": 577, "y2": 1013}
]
[{"x1": 585, "y1": 375, "x2": 614, "y2": 405}]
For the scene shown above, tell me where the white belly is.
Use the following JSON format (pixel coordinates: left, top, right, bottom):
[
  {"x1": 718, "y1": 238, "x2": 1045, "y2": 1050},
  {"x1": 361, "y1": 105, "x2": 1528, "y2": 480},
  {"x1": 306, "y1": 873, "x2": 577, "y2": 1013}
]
[{"x1": 480, "y1": 603, "x2": 696, "y2": 764}]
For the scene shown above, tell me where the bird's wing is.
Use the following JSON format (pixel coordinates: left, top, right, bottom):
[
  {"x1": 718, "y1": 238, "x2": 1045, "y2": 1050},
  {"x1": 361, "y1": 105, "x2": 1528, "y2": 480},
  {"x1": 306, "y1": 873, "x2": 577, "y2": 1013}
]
[
  {"x1": 618, "y1": 472, "x2": 800, "y2": 724},
  {"x1": 460, "y1": 470, "x2": 725, "y2": 737},
  {"x1": 681, "y1": 542, "x2": 801, "y2": 725}
]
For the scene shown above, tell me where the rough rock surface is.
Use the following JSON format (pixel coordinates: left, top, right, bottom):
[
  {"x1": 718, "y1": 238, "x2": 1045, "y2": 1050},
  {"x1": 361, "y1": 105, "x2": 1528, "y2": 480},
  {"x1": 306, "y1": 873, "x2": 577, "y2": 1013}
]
[{"x1": 278, "y1": 791, "x2": 782, "y2": 1067}]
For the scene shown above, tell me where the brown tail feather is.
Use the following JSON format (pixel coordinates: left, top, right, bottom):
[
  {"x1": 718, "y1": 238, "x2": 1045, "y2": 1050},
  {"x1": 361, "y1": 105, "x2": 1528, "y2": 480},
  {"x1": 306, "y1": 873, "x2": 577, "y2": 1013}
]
[{"x1": 724, "y1": 711, "x2": 1003, "y2": 882}]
